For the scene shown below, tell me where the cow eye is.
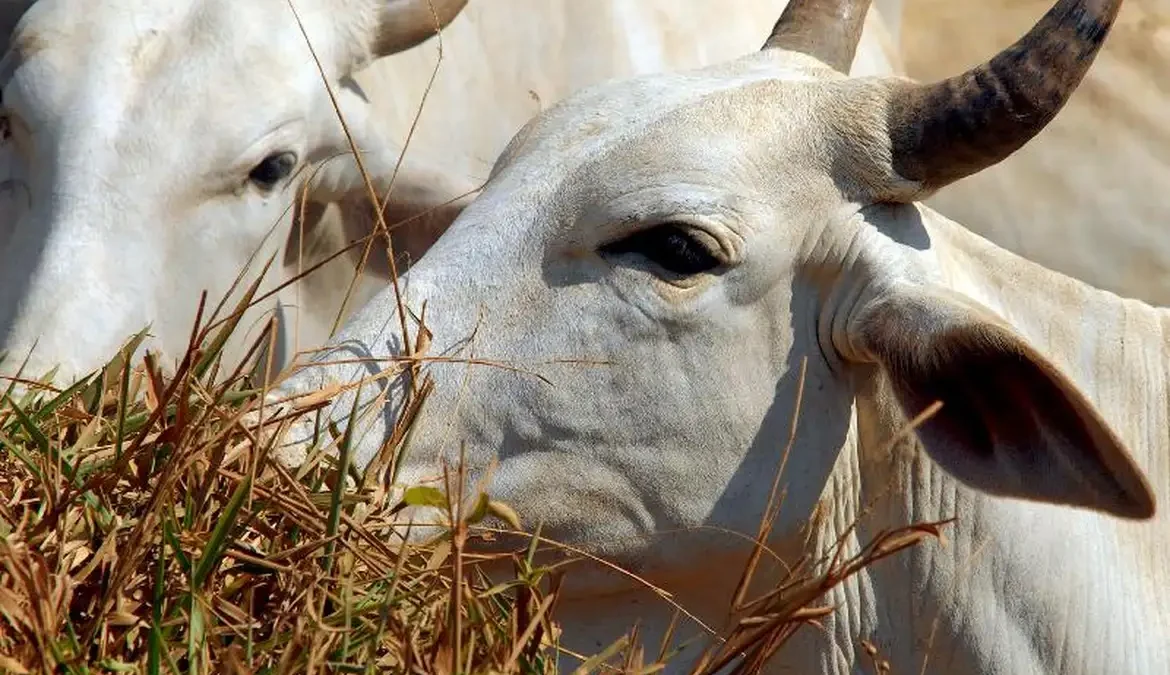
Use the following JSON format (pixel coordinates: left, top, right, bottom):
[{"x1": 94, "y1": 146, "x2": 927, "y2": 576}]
[
  {"x1": 600, "y1": 223, "x2": 722, "y2": 276},
  {"x1": 248, "y1": 151, "x2": 297, "y2": 191}
]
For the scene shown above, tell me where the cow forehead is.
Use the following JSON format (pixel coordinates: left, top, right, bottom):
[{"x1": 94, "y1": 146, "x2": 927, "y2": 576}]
[
  {"x1": 17, "y1": 0, "x2": 288, "y2": 54},
  {"x1": 503, "y1": 56, "x2": 822, "y2": 156},
  {"x1": 10, "y1": 0, "x2": 328, "y2": 105},
  {"x1": 7, "y1": 0, "x2": 335, "y2": 171},
  {"x1": 491, "y1": 55, "x2": 841, "y2": 207}
]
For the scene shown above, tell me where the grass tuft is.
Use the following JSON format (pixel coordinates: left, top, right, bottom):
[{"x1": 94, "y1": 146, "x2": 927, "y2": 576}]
[
  {"x1": 0, "y1": 319, "x2": 573, "y2": 674},
  {"x1": 0, "y1": 317, "x2": 942, "y2": 673}
]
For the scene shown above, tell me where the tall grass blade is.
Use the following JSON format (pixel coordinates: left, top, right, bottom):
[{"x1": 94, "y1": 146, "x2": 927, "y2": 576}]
[{"x1": 192, "y1": 474, "x2": 253, "y2": 589}]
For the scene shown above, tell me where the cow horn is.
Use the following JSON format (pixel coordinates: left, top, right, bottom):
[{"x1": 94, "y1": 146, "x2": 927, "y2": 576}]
[
  {"x1": 762, "y1": 0, "x2": 874, "y2": 73},
  {"x1": 886, "y1": 0, "x2": 1122, "y2": 193},
  {"x1": 373, "y1": 0, "x2": 469, "y2": 57}
]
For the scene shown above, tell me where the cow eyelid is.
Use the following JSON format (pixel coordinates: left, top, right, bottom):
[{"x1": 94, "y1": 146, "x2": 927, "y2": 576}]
[{"x1": 598, "y1": 222, "x2": 723, "y2": 277}]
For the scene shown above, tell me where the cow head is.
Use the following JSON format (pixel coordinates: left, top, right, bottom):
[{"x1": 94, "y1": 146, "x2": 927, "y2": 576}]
[
  {"x1": 0, "y1": 0, "x2": 468, "y2": 383},
  {"x1": 275, "y1": 0, "x2": 1154, "y2": 579}
]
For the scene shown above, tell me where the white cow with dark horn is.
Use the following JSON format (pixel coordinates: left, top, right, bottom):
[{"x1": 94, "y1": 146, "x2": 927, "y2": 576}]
[{"x1": 268, "y1": 0, "x2": 1170, "y2": 672}]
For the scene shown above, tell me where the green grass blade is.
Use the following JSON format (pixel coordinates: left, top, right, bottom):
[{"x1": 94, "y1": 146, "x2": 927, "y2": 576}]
[
  {"x1": 3, "y1": 393, "x2": 49, "y2": 455},
  {"x1": 162, "y1": 513, "x2": 192, "y2": 581},
  {"x1": 187, "y1": 594, "x2": 206, "y2": 675},
  {"x1": 147, "y1": 536, "x2": 166, "y2": 675},
  {"x1": 322, "y1": 388, "x2": 362, "y2": 575},
  {"x1": 192, "y1": 474, "x2": 252, "y2": 589},
  {"x1": 30, "y1": 374, "x2": 93, "y2": 423},
  {"x1": 112, "y1": 350, "x2": 134, "y2": 464}
]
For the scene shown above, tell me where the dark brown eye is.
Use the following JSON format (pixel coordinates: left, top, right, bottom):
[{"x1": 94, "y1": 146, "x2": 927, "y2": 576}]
[
  {"x1": 600, "y1": 223, "x2": 722, "y2": 276},
  {"x1": 248, "y1": 151, "x2": 297, "y2": 190}
]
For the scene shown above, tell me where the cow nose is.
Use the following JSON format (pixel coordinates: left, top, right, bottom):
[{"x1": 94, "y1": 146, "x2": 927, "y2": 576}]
[
  {"x1": 255, "y1": 269, "x2": 467, "y2": 504},
  {"x1": 260, "y1": 337, "x2": 417, "y2": 473}
]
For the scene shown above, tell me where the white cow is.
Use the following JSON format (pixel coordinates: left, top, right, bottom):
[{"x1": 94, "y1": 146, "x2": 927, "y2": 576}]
[
  {"x1": 267, "y1": 0, "x2": 1170, "y2": 672},
  {"x1": 0, "y1": 0, "x2": 904, "y2": 385},
  {"x1": 0, "y1": 0, "x2": 472, "y2": 383}
]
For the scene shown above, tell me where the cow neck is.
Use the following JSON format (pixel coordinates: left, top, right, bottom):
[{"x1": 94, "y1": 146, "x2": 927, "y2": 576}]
[{"x1": 833, "y1": 206, "x2": 1170, "y2": 674}]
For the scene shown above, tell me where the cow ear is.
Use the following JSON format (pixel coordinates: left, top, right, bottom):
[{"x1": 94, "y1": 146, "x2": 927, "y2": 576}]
[
  {"x1": 848, "y1": 285, "x2": 1156, "y2": 520},
  {"x1": 372, "y1": 0, "x2": 469, "y2": 58}
]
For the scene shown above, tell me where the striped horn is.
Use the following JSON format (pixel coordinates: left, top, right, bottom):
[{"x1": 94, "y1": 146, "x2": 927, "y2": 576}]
[{"x1": 886, "y1": 0, "x2": 1122, "y2": 193}]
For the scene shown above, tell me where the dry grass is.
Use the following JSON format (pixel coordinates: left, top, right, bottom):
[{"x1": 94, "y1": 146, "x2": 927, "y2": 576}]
[
  {"x1": 0, "y1": 294, "x2": 568, "y2": 675},
  {"x1": 0, "y1": 297, "x2": 945, "y2": 673}
]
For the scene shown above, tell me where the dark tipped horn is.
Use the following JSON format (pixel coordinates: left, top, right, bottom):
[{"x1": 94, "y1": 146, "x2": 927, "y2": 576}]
[
  {"x1": 762, "y1": 0, "x2": 874, "y2": 73},
  {"x1": 887, "y1": 0, "x2": 1121, "y2": 193}
]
